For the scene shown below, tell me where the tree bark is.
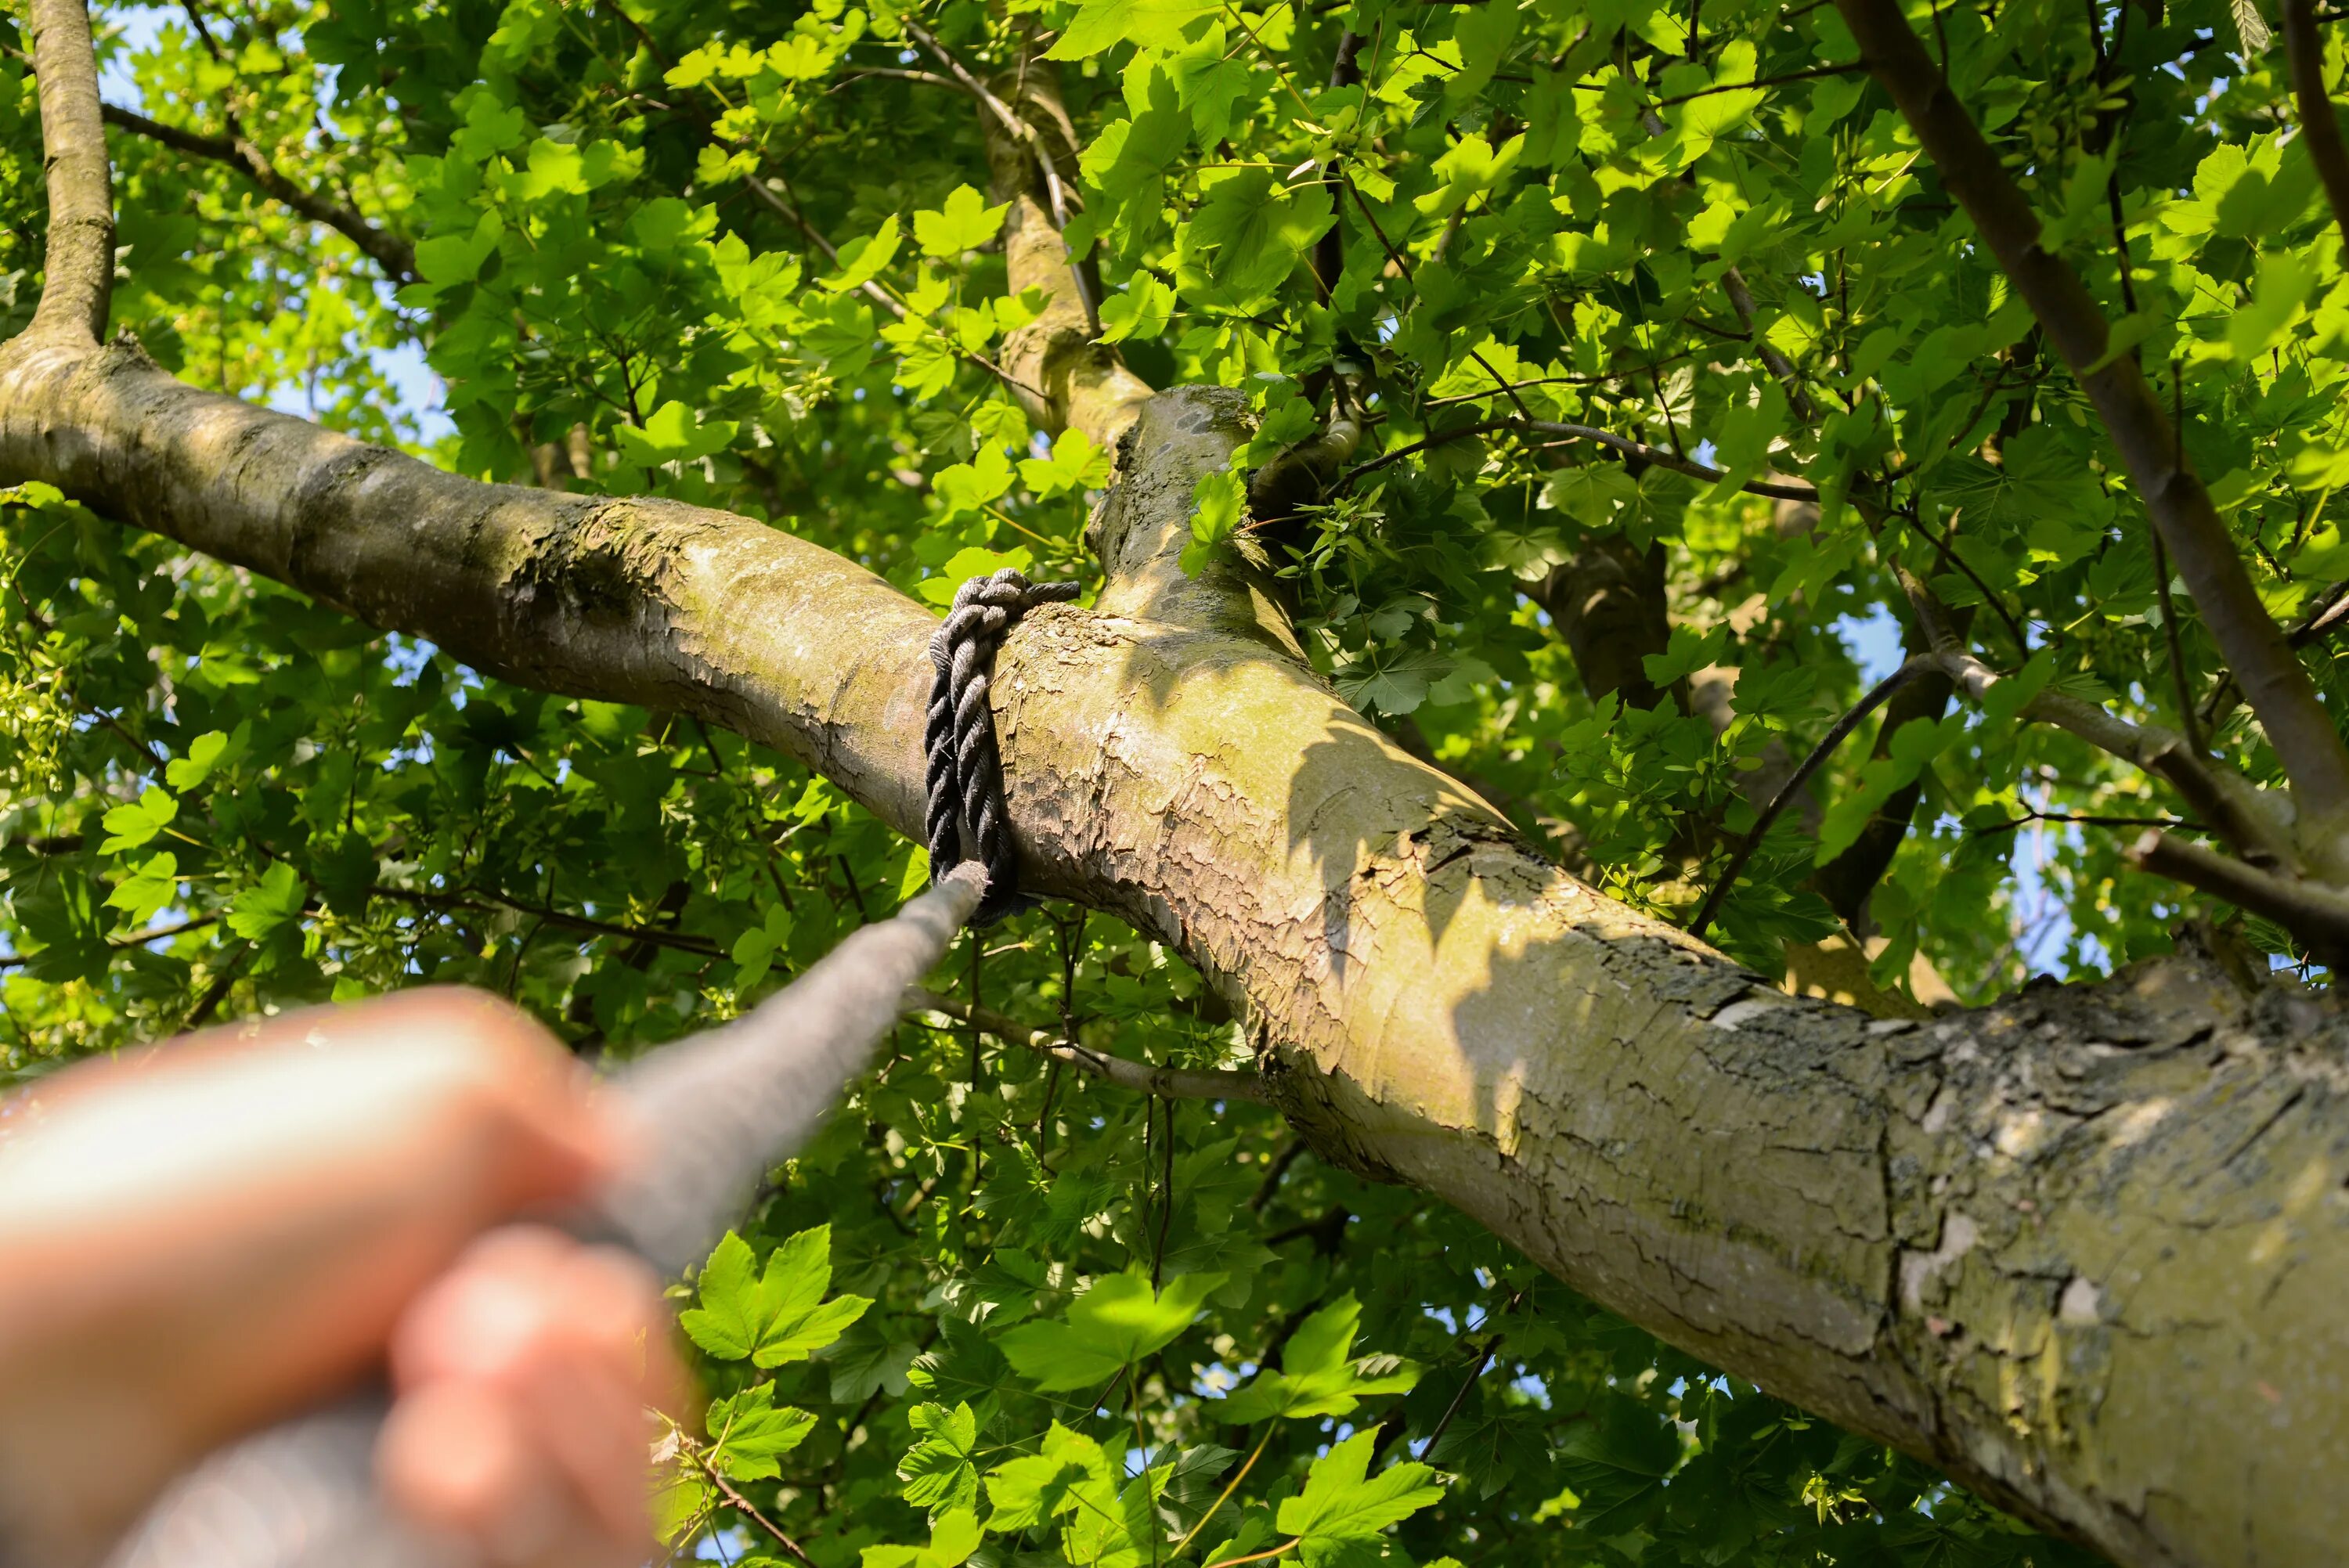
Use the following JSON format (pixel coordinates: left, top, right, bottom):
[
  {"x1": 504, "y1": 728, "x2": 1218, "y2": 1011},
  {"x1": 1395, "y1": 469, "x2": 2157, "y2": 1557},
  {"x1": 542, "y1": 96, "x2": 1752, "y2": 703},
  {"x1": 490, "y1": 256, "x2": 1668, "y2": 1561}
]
[{"x1": 9, "y1": 17, "x2": 2349, "y2": 1568}]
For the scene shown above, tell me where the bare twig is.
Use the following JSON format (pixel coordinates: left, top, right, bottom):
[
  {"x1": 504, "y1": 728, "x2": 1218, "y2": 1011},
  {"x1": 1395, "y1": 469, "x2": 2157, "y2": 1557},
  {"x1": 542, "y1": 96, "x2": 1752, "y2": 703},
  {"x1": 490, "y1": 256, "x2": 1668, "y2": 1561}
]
[
  {"x1": 904, "y1": 988, "x2": 1267, "y2": 1102},
  {"x1": 1344, "y1": 416, "x2": 1819, "y2": 501},
  {"x1": 1687, "y1": 654, "x2": 1932, "y2": 939}
]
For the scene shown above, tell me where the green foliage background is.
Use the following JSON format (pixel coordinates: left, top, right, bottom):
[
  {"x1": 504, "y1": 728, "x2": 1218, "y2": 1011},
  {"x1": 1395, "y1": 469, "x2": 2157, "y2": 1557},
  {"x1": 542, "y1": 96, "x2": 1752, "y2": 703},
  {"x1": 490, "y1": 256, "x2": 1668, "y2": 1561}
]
[{"x1": 5, "y1": 0, "x2": 2341, "y2": 1555}]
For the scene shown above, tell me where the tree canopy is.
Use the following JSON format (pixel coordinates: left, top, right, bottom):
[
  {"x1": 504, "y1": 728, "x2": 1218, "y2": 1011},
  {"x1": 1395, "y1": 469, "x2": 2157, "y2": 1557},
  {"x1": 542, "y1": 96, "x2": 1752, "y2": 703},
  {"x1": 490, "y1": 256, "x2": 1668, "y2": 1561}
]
[{"x1": 6, "y1": 0, "x2": 2349, "y2": 1561}]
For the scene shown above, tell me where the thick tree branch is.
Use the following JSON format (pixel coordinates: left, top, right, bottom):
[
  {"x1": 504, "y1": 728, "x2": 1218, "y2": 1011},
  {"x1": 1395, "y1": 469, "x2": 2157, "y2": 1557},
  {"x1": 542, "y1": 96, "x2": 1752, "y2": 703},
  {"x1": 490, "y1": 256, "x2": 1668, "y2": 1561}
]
[
  {"x1": 23, "y1": 0, "x2": 112, "y2": 346},
  {"x1": 2128, "y1": 827, "x2": 2349, "y2": 955},
  {"x1": 904, "y1": 988, "x2": 1267, "y2": 1102},
  {"x1": 99, "y1": 103, "x2": 417, "y2": 284},
  {"x1": 980, "y1": 56, "x2": 1149, "y2": 451},
  {"x1": 1838, "y1": 0, "x2": 2349, "y2": 852}
]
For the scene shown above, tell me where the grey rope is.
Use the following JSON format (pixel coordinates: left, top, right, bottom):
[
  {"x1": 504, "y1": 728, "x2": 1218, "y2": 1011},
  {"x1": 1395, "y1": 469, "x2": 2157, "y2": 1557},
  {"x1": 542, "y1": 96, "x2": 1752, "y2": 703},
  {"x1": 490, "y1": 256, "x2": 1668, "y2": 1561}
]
[{"x1": 925, "y1": 567, "x2": 1080, "y2": 925}]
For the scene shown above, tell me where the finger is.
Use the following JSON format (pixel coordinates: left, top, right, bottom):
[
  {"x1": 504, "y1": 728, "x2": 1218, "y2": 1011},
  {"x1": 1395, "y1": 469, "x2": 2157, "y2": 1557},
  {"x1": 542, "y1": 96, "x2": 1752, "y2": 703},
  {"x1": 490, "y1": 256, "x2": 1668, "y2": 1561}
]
[{"x1": 378, "y1": 1380, "x2": 567, "y2": 1566}]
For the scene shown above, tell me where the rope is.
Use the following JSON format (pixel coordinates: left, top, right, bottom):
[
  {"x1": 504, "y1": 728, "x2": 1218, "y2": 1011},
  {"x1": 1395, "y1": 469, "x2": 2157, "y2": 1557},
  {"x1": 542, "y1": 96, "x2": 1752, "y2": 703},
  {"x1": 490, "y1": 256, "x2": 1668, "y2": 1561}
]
[{"x1": 925, "y1": 568, "x2": 1080, "y2": 924}]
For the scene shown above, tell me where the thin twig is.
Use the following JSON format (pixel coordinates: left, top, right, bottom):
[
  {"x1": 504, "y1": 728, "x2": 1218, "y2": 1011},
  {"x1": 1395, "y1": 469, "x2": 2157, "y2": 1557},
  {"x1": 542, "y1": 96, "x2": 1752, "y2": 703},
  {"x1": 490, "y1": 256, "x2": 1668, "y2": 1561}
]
[
  {"x1": 1344, "y1": 416, "x2": 1819, "y2": 501},
  {"x1": 100, "y1": 102, "x2": 417, "y2": 282},
  {"x1": 904, "y1": 988, "x2": 1267, "y2": 1102},
  {"x1": 1687, "y1": 655, "x2": 1932, "y2": 939}
]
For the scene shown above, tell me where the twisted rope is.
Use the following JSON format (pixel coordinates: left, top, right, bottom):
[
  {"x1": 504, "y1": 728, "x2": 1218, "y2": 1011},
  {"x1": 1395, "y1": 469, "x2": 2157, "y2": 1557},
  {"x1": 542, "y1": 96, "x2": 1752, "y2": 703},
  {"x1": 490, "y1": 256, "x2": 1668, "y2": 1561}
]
[{"x1": 925, "y1": 568, "x2": 1081, "y2": 924}]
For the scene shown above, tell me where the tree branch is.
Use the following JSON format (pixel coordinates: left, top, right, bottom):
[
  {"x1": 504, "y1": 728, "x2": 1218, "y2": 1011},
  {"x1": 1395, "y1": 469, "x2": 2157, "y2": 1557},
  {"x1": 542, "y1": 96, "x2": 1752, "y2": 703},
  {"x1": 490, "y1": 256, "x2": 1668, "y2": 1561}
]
[
  {"x1": 1345, "y1": 415, "x2": 1820, "y2": 501},
  {"x1": 23, "y1": 0, "x2": 113, "y2": 347},
  {"x1": 99, "y1": 102, "x2": 417, "y2": 283},
  {"x1": 2285, "y1": 0, "x2": 2349, "y2": 259},
  {"x1": 1688, "y1": 654, "x2": 1932, "y2": 939},
  {"x1": 14, "y1": 23, "x2": 2349, "y2": 1555},
  {"x1": 1838, "y1": 0, "x2": 2349, "y2": 845},
  {"x1": 1918, "y1": 593, "x2": 2295, "y2": 868},
  {"x1": 979, "y1": 52, "x2": 1150, "y2": 449},
  {"x1": 904, "y1": 987, "x2": 1267, "y2": 1102},
  {"x1": 2129, "y1": 827, "x2": 2349, "y2": 956}
]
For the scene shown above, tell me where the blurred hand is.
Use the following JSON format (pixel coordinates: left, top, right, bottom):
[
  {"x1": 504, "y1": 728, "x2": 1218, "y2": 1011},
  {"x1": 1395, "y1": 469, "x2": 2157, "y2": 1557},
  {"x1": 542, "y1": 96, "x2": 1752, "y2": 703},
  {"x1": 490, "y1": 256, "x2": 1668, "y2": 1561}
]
[
  {"x1": 384, "y1": 1226, "x2": 689, "y2": 1568},
  {"x1": 0, "y1": 987, "x2": 686, "y2": 1567}
]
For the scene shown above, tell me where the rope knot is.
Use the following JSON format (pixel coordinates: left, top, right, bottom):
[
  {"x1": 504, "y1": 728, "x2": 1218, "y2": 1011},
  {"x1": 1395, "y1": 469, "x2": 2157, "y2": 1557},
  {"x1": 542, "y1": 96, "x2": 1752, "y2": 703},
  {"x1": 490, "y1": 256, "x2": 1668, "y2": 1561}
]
[{"x1": 922, "y1": 568, "x2": 1081, "y2": 924}]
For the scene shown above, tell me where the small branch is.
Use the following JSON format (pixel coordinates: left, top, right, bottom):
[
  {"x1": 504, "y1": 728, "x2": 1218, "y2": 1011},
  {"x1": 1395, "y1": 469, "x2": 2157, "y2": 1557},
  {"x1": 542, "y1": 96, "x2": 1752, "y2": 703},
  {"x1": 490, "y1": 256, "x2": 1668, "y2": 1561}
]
[
  {"x1": 100, "y1": 101, "x2": 417, "y2": 283},
  {"x1": 23, "y1": 0, "x2": 114, "y2": 346},
  {"x1": 370, "y1": 882, "x2": 729, "y2": 957},
  {"x1": 1721, "y1": 266, "x2": 1815, "y2": 424},
  {"x1": 2285, "y1": 0, "x2": 2349, "y2": 259},
  {"x1": 1344, "y1": 416, "x2": 1819, "y2": 501},
  {"x1": 1687, "y1": 654, "x2": 1932, "y2": 940},
  {"x1": 739, "y1": 175, "x2": 1044, "y2": 400},
  {"x1": 2128, "y1": 828, "x2": 2349, "y2": 957},
  {"x1": 904, "y1": 987, "x2": 1268, "y2": 1102},
  {"x1": 2201, "y1": 578, "x2": 2349, "y2": 730},
  {"x1": 679, "y1": 1438, "x2": 821, "y2": 1568},
  {"x1": 1651, "y1": 58, "x2": 1867, "y2": 107},
  {"x1": 1970, "y1": 809, "x2": 2188, "y2": 838},
  {"x1": 1837, "y1": 0, "x2": 2349, "y2": 829},
  {"x1": 1921, "y1": 615, "x2": 2294, "y2": 868}
]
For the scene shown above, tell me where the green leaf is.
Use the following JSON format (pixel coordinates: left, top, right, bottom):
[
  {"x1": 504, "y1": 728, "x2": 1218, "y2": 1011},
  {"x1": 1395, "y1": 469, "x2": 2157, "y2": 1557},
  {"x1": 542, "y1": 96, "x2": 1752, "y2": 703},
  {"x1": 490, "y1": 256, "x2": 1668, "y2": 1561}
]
[
  {"x1": 984, "y1": 1422, "x2": 1117, "y2": 1530},
  {"x1": 915, "y1": 186, "x2": 1012, "y2": 258},
  {"x1": 1045, "y1": 0, "x2": 1219, "y2": 58},
  {"x1": 1098, "y1": 275, "x2": 1174, "y2": 344},
  {"x1": 1182, "y1": 171, "x2": 1333, "y2": 303},
  {"x1": 1019, "y1": 428, "x2": 1112, "y2": 496},
  {"x1": 680, "y1": 1227, "x2": 874, "y2": 1366},
  {"x1": 705, "y1": 1382, "x2": 819, "y2": 1482},
  {"x1": 615, "y1": 401, "x2": 738, "y2": 466},
  {"x1": 898, "y1": 1401, "x2": 983, "y2": 1516},
  {"x1": 99, "y1": 787, "x2": 179, "y2": 854},
  {"x1": 104, "y1": 852, "x2": 179, "y2": 927},
  {"x1": 1220, "y1": 1293, "x2": 1420, "y2": 1422},
  {"x1": 994, "y1": 1270, "x2": 1224, "y2": 1391},
  {"x1": 164, "y1": 726, "x2": 243, "y2": 791},
  {"x1": 1180, "y1": 467, "x2": 1245, "y2": 576},
  {"x1": 861, "y1": 1507, "x2": 983, "y2": 1568},
  {"x1": 824, "y1": 214, "x2": 904, "y2": 295},
  {"x1": 1275, "y1": 1432, "x2": 1446, "y2": 1566},
  {"x1": 226, "y1": 860, "x2": 308, "y2": 941}
]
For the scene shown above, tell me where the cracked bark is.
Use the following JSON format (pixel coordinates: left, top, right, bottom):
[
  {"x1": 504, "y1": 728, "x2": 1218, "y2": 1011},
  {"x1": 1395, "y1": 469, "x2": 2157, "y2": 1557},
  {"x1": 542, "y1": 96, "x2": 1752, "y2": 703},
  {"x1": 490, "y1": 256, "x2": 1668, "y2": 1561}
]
[{"x1": 8, "y1": 11, "x2": 2349, "y2": 1566}]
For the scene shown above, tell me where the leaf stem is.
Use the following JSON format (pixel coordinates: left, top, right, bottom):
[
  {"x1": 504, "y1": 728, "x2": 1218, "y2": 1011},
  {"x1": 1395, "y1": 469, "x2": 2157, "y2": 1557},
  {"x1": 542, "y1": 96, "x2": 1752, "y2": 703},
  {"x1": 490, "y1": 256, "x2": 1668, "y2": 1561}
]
[{"x1": 1171, "y1": 1429, "x2": 1272, "y2": 1559}]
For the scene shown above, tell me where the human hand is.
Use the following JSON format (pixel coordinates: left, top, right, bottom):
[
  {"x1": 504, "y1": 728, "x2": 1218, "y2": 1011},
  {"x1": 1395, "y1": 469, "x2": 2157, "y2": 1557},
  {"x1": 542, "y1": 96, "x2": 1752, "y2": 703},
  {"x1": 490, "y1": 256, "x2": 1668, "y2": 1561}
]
[
  {"x1": 0, "y1": 987, "x2": 680, "y2": 1566},
  {"x1": 382, "y1": 1226, "x2": 689, "y2": 1568}
]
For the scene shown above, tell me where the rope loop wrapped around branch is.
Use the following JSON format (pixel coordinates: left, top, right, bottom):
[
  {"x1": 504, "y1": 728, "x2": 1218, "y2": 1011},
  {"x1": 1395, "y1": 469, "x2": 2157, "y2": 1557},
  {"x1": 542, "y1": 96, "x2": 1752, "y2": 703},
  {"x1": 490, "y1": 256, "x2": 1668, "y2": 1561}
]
[{"x1": 923, "y1": 568, "x2": 1081, "y2": 924}]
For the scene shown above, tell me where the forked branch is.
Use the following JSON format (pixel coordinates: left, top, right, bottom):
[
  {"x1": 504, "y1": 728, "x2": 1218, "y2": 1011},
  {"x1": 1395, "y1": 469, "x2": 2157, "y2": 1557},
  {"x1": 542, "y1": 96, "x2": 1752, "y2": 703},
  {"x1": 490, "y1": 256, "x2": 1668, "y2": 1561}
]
[{"x1": 1837, "y1": 0, "x2": 2349, "y2": 845}]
